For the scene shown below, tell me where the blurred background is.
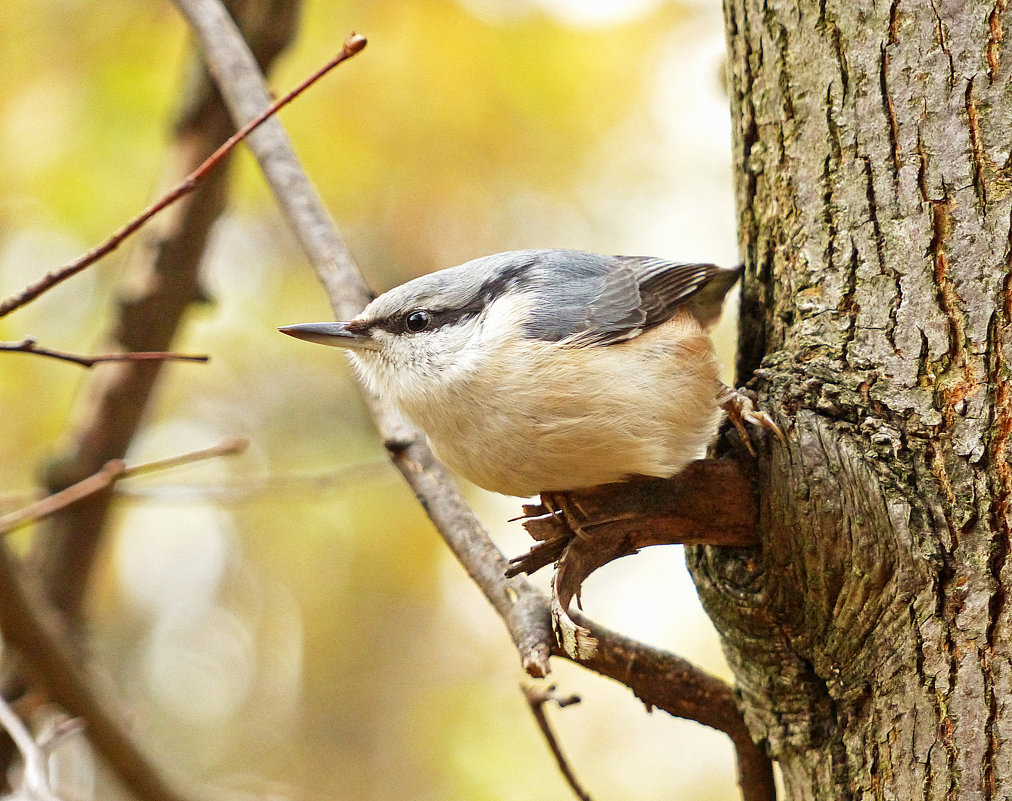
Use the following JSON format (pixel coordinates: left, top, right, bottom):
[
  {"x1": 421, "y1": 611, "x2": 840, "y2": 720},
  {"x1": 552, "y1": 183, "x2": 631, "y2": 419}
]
[{"x1": 0, "y1": 0, "x2": 744, "y2": 799}]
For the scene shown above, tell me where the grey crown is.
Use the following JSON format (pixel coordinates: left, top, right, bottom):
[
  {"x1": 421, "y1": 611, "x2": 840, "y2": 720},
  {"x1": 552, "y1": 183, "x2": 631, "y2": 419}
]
[{"x1": 361, "y1": 249, "x2": 741, "y2": 346}]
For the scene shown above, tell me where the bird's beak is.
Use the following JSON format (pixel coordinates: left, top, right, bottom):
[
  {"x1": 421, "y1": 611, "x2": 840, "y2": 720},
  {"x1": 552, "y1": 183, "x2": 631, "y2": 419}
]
[{"x1": 278, "y1": 322, "x2": 378, "y2": 350}]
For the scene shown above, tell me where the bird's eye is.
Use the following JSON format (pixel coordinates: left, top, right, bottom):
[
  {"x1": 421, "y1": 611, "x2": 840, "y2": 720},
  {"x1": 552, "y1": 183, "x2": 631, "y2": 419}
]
[{"x1": 404, "y1": 310, "x2": 432, "y2": 333}]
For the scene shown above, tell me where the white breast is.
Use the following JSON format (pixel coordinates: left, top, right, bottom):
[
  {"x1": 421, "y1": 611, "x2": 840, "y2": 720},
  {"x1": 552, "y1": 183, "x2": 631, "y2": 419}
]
[{"x1": 399, "y1": 311, "x2": 723, "y2": 496}]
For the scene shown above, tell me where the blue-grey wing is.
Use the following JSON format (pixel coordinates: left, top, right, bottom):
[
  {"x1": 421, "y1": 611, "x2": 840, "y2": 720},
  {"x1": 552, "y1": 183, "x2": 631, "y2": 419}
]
[{"x1": 524, "y1": 253, "x2": 740, "y2": 346}]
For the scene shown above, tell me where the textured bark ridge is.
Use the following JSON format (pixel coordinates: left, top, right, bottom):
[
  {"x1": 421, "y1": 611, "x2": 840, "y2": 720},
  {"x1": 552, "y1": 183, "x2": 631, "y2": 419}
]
[{"x1": 687, "y1": 1, "x2": 1012, "y2": 798}]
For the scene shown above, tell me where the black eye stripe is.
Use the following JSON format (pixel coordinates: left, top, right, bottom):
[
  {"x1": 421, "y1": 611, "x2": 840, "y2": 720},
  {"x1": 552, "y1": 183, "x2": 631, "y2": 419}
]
[
  {"x1": 368, "y1": 304, "x2": 483, "y2": 336},
  {"x1": 364, "y1": 260, "x2": 536, "y2": 337}
]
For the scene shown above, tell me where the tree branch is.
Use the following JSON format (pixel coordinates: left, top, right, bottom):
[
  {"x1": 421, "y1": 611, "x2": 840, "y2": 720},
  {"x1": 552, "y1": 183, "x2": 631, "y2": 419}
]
[
  {"x1": 563, "y1": 612, "x2": 776, "y2": 801},
  {"x1": 174, "y1": 5, "x2": 776, "y2": 799},
  {"x1": 0, "y1": 539, "x2": 193, "y2": 801},
  {"x1": 0, "y1": 338, "x2": 209, "y2": 368},
  {"x1": 173, "y1": 0, "x2": 556, "y2": 677},
  {"x1": 29, "y1": 0, "x2": 300, "y2": 629},
  {"x1": 0, "y1": 39, "x2": 363, "y2": 321},
  {"x1": 0, "y1": 461, "x2": 125, "y2": 536},
  {"x1": 509, "y1": 460, "x2": 757, "y2": 576},
  {"x1": 113, "y1": 459, "x2": 389, "y2": 501},
  {"x1": 1, "y1": 438, "x2": 248, "y2": 535},
  {"x1": 508, "y1": 461, "x2": 759, "y2": 661}
]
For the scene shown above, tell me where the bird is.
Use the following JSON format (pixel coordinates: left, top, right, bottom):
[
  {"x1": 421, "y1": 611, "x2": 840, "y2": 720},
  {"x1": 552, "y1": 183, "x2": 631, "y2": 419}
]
[{"x1": 279, "y1": 249, "x2": 781, "y2": 498}]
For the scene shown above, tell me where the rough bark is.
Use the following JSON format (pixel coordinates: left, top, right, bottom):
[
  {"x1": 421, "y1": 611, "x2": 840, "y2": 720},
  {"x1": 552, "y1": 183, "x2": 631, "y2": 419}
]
[{"x1": 686, "y1": 1, "x2": 1012, "y2": 798}]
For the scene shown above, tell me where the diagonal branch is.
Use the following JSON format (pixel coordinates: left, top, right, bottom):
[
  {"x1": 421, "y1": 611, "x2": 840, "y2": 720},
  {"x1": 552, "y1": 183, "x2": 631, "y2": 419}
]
[
  {"x1": 174, "y1": 5, "x2": 776, "y2": 800},
  {"x1": 173, "y1": 0, "x2": 556, "y2": 676},
  {"x1": 0, "y1": 39, "x2": 364, "y2": 320},
  {"x1": 1, "y1": 438, "x2": 247, "y2": 535},
  {"x1": 0, "y1": 537, "x2": 193, "y2": 801},
  {"x1": 562, "y1": 612, "x2": 776, "y2": 801},
  {"x1": 1, "y1": 461, "x2": 125, "y2": 536}
]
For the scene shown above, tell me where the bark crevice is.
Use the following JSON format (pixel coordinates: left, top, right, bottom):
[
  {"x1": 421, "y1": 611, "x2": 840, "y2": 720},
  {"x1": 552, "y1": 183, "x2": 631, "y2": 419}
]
[{"x1": 702, "y1": 1, "x2": 1012, "y2": 796}]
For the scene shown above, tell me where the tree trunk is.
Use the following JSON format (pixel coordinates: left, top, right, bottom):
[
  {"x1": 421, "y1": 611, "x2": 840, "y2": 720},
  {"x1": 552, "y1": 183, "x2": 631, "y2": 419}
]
[{"x1": 686, "y1": 1, "x2": 1012, "y2": 798}]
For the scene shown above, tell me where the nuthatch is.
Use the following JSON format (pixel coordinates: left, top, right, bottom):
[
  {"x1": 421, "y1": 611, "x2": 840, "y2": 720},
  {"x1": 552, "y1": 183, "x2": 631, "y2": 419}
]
[{"x1": 280, "y1": 249, "x2": 780, "y2": 497}]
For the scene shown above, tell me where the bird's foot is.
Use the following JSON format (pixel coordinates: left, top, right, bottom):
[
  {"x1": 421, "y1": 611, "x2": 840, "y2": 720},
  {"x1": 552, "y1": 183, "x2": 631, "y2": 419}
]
[{"x1": 719, "y1": 385, "x2": 785, "y2": 456}]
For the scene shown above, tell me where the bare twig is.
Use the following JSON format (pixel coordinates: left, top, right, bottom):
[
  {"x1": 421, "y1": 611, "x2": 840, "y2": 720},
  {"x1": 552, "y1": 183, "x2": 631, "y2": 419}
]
[
  {"x1": 174, "y1": 0, "x2": 555, "y2": 676},
  {"x1": 2, "y1": 460, "x2": 389, "y2": 508},
  {"x1": 0, "y1": 461, "x2": 126, "y2": 536},
  {"x1": 563, "y1": 612, "x2": 776, "y2": 801},
  {"x1": 0, "y1": 338, "x2": 209, "y2": 368},
  {"x1": 29, "y1": 0, "x2": 301, "y2": 630},
  {"x1": 0, "y1": 40, "x2": 364, "y2": 320},
  {"x1": 2, "y1": 438, "x2": 247, "y2": 535},
  {"x1": 115, "y1": 459, "x2": 390, "y2": 501},
  {"x1": 116, "y1": 436, "x2": 248, "y2": 479},
  {"x1": 522, "y1": 684, "x2": 592, "y2": 801}
]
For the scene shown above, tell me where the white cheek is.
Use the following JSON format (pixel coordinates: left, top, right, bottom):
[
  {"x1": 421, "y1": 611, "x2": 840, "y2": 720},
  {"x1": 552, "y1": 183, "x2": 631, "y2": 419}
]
[
  {"x1": 345, "y1": 299, "x2": 532, "y2": 406},
  {"x1": 407, "y1": 319, "x2": 485, "y2": 379},
  {"x1": 479, "y1": 293, "x2": 534, "y2": 345}
]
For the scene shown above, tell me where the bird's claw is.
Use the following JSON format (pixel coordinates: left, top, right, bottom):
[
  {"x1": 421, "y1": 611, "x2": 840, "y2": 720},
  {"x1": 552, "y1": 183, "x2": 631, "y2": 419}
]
[{"x1": 719, "y1": 386, "x2": 785, "y2": 456}]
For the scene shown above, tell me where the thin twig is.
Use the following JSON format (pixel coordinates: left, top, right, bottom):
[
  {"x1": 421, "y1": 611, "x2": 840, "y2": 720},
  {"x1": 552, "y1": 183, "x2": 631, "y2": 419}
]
[
  {"x1": 174, "y1": 0, "x2": 556, "y2": 676},
  {"x1": 564, "y1": 611, "x2": 776, "y2": 801},
  {"x1": 0, "y1": 38, "x2": 366, "y2": 320},
  {"x1": 0, "y1": 338, "x2": 209, "y2": 368},
  {"x1": 115, "y1": 459, "x2": 390, "y2": 501},
  {"x1": 117, "y1": 436, "x2": 248, "y2": 479},
  {"x1": 1, "y1": 459, "x2": 389, "y2": 509},
  {"x1": 522, "y1": 684, "x2": 592, "y2": 801},
  {"x1": 0, "y1": 461, "x2": 126, "y2": 536},
  {"x1": 0, "y1": 438, "x2": 248, "y2": 535}
]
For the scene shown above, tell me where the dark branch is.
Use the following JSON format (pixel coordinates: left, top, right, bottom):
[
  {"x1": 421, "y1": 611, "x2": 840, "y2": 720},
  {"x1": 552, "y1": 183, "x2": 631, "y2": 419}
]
[
  {"x1": 0, "y1": 338, "x2": 209, "y2": 368},
  {"x1": 562, "y1": 612, "x2": 776, "y2": 801},
  {"x1": 0, "y1": 539, "x2": 192, "y2": 801},
  {"x1": 29, "y1": 0, "x2": 300, "y2": 630},
  {"x1": 508, "y1": 461, "x2": 759, "y2": 666},
  {"x1": 509, "y1": 459, "x2": 758, "y2": 576},
  {"x1": 8, "y1": 8, "x2": 294, "y2": 801}
]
